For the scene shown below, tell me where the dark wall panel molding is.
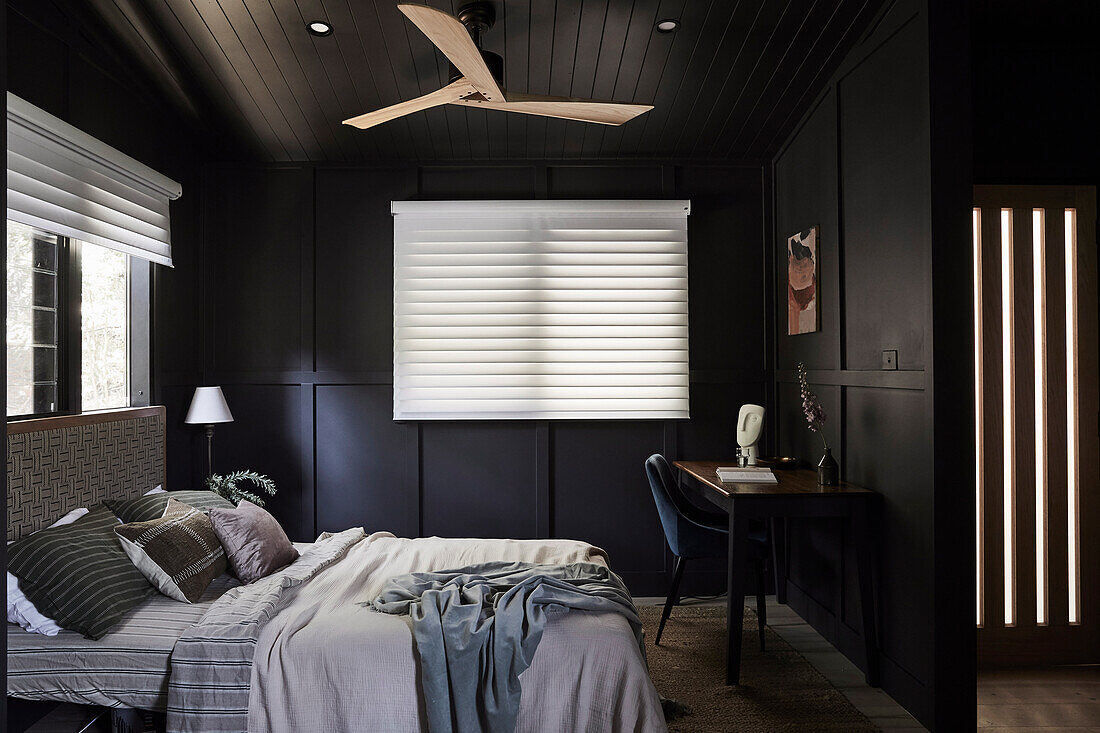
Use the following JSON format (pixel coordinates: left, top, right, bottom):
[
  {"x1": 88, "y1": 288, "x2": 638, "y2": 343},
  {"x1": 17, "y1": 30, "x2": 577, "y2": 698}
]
[
  {"x1": 314, "y1": 385, "x2": 414, "y2": 536},
  {"x1": 769, "y1": 0, "x2": 973, "y2": 728},
  {"x1": 420, "y1": 423, "x2": 539, "y2": 540},
  {"x1": 159, "y1": 161, "x2": 767, "y2": 597},
  {"x1": 837, "y1": 16, "x2": 930, "y2": 372},
  {"x1": 774, "y1": 369, "x2": 925, "y2": 391},
  {"x1": 206, "y1": 166, "x2": 313, "y2": 374},
  {"x1": 552, "y1": 421, "x2": 667, "y2": 574},
  {"x1": 315, "y1": 167, "x2": 417, "y2": 373},
  {"x1": 214, "y1": 384, "x2": 312, "y2": 541}
]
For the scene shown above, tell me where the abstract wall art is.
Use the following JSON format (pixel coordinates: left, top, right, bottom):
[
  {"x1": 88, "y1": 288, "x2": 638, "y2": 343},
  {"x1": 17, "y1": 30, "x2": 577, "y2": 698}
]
[{"x1": 787, "y1": 226, "x2": 820, "y2": 335}]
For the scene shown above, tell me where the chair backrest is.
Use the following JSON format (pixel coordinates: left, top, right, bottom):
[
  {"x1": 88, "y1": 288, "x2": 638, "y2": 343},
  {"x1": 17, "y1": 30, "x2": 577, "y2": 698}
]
[{"x1": 645, "y1": 453, "x2": 698, "y2": 558}]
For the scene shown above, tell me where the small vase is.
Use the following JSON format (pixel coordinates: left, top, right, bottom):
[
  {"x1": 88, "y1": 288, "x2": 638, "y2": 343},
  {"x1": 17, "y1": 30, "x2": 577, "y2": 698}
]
[{"x1": 817, "y1": 447, "x2": 839, "y2": 486}]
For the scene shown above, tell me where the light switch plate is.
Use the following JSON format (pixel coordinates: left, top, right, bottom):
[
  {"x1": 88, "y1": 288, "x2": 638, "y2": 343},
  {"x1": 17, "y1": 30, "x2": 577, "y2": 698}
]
[{"x1": 882, "y1": 350, "x2": 898, "y2": 370}]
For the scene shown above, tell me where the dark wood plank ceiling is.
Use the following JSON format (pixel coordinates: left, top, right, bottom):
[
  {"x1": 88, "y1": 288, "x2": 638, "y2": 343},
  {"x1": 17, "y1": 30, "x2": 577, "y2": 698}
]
[{"x1": 98, "y1": 0, "x2": 884, "y2": 162}]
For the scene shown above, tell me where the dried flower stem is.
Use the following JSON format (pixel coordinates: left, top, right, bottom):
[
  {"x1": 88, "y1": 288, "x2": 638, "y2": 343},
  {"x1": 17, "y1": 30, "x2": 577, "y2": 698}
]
[{"x1": 797, "y1": 362, "x2": 829, "y2": 450}]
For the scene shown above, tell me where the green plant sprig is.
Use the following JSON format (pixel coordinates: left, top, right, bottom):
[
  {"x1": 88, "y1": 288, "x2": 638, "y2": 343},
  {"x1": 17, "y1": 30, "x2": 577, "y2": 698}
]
[{"x1": 205, "y1": 470, "x2": 277, "y2": 507}]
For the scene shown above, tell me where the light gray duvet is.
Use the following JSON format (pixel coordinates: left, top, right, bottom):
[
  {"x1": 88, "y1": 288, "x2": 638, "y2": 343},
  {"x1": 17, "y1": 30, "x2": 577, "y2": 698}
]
[
  {"x1": 247, "y1": 532, "x2": 667, "y2": 733},
  {"x1": 167, "y1": 530, "x2": 364, "y2": 732},
  {"x1": 372, "y1": 561, "x2": 646, "y2": 733},
  {"x1": 164, "y1": 529, "x2": 666, "y2": 732}
]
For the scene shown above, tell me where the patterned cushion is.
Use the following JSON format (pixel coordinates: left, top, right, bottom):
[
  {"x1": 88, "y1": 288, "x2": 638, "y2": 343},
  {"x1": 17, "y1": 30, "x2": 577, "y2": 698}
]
[
  {"x1": 6, "y1": 505, "x2": 156, "y2": 639},
  {"x1": 105, "y1": 490, "x2": 233, "y2": 524},
  {"x1": 114, "y1": 498, "x2": 227, "y2": 603}
]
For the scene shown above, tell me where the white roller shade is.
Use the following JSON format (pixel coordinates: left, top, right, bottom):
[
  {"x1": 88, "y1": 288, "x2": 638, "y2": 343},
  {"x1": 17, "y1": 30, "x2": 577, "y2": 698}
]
[
  {"x1": 392, "y1": 200, "x2": 691, "y2": 420},
  {"x1": 6, "y1": 93, "x2": 181, "y2": 267}
]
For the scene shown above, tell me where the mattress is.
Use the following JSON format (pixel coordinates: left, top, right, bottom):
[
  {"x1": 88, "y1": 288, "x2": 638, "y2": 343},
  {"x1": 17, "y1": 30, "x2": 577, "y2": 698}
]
[{"x1": 7, "y1": 574, "x2": 239, "y2": 711}]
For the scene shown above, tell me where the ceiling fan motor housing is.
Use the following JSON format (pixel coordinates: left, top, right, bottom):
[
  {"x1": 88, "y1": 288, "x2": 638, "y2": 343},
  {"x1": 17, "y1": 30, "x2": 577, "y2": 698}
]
[{"x1": 457, "y1": 2, "x2": 494, "y2": 33}]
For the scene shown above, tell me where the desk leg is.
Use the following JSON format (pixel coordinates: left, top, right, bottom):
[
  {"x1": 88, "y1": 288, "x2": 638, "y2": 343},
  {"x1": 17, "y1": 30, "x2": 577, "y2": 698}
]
[
  {"x1": 852, "y1": 500, "x2": 880, "y2": 687},
  {"x1": 769, "y1": 517, "x2": 788, "y2": 604},
  {"x1": 726, "y1": 505, "x2": 749, "y2": 685}
]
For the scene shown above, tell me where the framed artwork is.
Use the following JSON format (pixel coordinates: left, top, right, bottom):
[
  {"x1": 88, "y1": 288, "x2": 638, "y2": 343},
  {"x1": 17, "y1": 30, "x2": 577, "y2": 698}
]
[{"x1": 787, "y1": 226, "x2": 819, "y2": 335}]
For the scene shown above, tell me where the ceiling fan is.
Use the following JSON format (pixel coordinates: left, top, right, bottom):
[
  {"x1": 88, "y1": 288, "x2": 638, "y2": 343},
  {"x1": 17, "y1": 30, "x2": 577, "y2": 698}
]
[{"x1": 342, "y1": 2, "x2": 653, "y2": 130}]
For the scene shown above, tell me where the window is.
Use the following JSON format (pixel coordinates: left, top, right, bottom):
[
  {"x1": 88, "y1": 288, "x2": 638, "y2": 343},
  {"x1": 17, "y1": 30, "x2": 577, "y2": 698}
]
[
  {"x1": 391, "y1": 200, "x2": 691, "y2": 420},
  {"x1": 7, "y1": 223, "x2": 61, "y2": 415},
  {"x1": 81, "y1": 243, "x2": 129, "y2": 410},
  {"x1": 6, "y1": 93, "x2": 180, "y2": 418},
  {"x1": 6, "y1": 221, "x2": 139, "y2": 417}
]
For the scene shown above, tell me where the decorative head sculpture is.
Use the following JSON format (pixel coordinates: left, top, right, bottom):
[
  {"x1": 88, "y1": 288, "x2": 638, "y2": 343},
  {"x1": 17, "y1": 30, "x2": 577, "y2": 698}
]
[{"x1": 736, "y1": 404, "x2": 766, "y2": 465}]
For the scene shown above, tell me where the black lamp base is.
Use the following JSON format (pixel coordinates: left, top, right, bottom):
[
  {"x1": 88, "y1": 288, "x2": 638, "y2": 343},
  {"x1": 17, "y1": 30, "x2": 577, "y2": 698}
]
[{"x1": 204, "y1": 425, "x2": 216, "y2": 478}]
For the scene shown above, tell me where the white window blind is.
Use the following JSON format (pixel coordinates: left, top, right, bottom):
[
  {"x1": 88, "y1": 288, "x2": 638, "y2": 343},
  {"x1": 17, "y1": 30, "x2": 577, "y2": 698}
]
[
  {"x1": 392, "y1": 199, "x2": 691, "y2": 420},
  {"x1": 6, "y1": 93, "x2": 182, "y2": 267}
]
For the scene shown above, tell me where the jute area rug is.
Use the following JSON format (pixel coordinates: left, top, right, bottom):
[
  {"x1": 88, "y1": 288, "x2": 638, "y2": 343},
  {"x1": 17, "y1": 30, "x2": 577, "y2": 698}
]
[{"x1": 640, "y1": 604, "x2": 879, "y2": 732}]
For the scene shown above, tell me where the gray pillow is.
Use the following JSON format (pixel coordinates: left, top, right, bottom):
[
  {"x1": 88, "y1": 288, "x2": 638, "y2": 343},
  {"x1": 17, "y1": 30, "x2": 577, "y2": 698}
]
[
  {"x1": 106, "y1": 490, "x2": 234, "y2": 524},
  {"x1": 7, "y1": 505, "x2": 156, "y2": 639},
  {"x1": 208, "y1": 499, "x2": 298, "y2": 584}
]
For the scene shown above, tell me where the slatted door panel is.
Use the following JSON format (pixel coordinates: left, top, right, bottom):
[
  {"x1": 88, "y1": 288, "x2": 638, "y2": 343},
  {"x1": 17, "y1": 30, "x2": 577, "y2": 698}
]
[{"x1": 974, "y1": 185, "x2": 1099, "y2": 666}]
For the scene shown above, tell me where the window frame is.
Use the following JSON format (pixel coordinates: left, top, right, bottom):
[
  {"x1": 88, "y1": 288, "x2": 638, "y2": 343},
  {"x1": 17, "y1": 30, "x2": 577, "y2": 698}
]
[{"x1": 6, "y1": 225, "x2": 149, "y2": 421}]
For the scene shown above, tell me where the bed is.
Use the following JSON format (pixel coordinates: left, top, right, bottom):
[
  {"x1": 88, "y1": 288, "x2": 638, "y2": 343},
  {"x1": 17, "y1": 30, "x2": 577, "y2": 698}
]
[{"x1": 6, "y1": 408, "x2": 667, "y2": 732}]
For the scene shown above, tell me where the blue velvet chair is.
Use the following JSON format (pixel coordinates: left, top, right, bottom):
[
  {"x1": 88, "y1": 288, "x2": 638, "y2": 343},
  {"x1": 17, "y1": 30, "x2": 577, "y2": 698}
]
[{"x1": 645, "y1": 453, "x2": 770, "y2": 648}]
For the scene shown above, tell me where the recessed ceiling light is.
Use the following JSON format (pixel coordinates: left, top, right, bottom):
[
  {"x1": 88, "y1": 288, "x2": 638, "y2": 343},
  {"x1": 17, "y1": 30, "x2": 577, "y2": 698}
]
[
  {"x1": 308, "y1": 21, "x2": 333, "y2": 37},
  {"x1": 655, "y1": 19, "x2": 680, "y2": 33}
]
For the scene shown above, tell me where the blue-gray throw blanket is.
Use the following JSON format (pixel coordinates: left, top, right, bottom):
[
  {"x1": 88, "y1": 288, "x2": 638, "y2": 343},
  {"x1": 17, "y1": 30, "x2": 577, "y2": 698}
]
[{"x1": 372, "y1": 560, "x2": 644, "y2": 733}]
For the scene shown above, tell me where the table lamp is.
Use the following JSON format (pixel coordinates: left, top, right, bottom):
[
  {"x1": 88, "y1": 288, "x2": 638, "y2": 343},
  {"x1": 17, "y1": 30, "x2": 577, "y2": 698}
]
[{"x1": 185, "y1": 386, "x2": 234, "y2": 477}]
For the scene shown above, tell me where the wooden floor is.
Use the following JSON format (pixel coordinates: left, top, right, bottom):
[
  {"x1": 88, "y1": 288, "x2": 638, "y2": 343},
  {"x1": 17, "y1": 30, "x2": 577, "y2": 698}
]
[{"x1": 979, "y1": 666, "x2": 1100, "y2": 731}]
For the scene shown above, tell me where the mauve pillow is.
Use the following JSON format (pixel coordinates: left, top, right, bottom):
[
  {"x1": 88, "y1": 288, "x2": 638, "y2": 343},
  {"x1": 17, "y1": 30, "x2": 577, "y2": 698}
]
[{"x1": 208, "y1": 500, "x2": 298, "y2": 584}]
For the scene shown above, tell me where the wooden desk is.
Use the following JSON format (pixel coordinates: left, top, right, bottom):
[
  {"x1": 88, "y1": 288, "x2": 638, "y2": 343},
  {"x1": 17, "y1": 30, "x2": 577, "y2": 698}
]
[{"x1": 673, "y1": 461, "x2": 880, "y2": 687}]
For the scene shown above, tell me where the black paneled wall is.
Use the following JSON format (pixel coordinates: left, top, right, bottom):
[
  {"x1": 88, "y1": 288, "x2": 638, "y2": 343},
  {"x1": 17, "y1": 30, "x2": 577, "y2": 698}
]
[
  {"x1": 770, "y1": 0, "x2": 972, "y2": 729},
  {"x1": 156, "y1": 162, "x2": 766, "y2": 596}
]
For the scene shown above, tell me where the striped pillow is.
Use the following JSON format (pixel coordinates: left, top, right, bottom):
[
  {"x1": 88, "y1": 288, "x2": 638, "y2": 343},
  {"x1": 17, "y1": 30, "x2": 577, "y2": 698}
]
[
  {"x1": 105, "y1": 490, "x2": 234, "y2": 524},
  {"x1": 115, "y1": 498, "x2": 227, "y2": 603},
  {"x1": 6, "y1": 505, "x2": 156, "y2": 639}
]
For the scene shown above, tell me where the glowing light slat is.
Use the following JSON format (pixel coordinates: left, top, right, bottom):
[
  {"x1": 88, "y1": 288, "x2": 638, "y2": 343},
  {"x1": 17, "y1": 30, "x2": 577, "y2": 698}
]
[
  {"x1": 974, "y1": 208, "x2": 984, "y2": 627},
  {"x1": 1002, "y1": 209, "x2": 1016, "y2": 626},
  {"x1": 1065, "y1": 208, "x2": 1079, "y2": 625},
  {"x1": 1033, "y1": 210, "x2": 1047, "y2": 625}
]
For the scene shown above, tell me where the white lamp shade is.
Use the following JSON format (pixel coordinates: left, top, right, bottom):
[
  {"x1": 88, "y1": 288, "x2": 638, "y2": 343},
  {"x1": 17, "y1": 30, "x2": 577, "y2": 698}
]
[{"x1": 185, "y1": 386, "x2": 234, "y2": 424}]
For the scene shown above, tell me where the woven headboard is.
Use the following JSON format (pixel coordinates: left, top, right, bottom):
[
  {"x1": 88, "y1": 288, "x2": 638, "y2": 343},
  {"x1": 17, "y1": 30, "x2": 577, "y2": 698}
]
[{"x1": 6, "y1": 406, "x2": 166, "y2": 541}]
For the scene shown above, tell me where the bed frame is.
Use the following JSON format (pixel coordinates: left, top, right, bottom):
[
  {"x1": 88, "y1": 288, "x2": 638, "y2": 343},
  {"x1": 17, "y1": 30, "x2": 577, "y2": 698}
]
[{"x1": 6, "y1": 406, "x2": 166, "y2": 542}]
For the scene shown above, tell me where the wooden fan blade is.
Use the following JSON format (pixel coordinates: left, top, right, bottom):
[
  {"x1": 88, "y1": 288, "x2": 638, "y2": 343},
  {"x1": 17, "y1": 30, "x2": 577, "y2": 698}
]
[
  {"x1": 450, "y1": 90, "x2": 652, "y2": 125},
  {"x1": 398, "y1": 4, "x2": 504, "y2": 102},
  {"x1": 343, "y1": 79, "x2": 476, "y2": 129}
]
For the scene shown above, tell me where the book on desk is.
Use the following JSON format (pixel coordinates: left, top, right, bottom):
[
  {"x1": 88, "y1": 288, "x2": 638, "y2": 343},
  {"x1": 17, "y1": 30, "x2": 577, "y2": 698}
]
[{"x1": 715, "y1": 466, "x2": 778, "y2": 484}]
